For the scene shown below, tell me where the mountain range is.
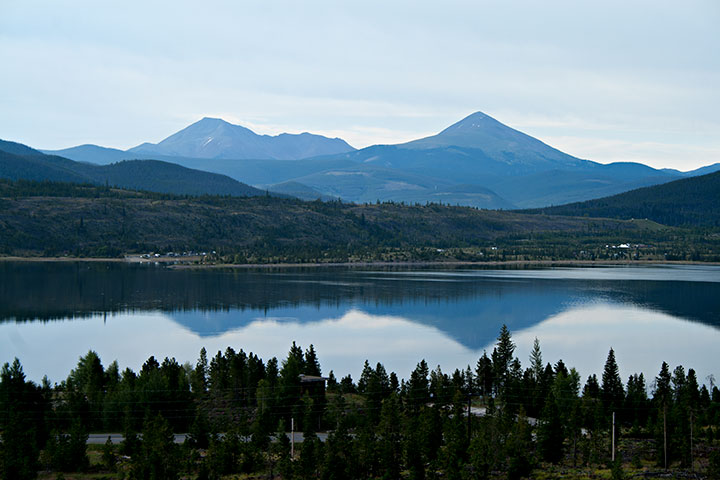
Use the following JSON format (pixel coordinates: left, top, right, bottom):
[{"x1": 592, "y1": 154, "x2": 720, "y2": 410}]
[
  {"x1": 128, "y1": 117, "x2": 355, "y2": 160},
  {"x1": 33, "y1": 112, "x2": 720, "y2": 208}
]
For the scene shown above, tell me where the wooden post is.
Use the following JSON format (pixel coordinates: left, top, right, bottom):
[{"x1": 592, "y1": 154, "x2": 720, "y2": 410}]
[
  {"x1": 612, "y1": 411, "x2": 615, "y2": 462},
  {"x1": 663, "y1": 405, "x2": 667, "y2": 470},
  {"x1": 690, "y1": 409, "x2": 694, "y2": 473},
  {"x1": 467, "y1": 395, "x2": 472, "y2": 443},
  {"x1": 291, "y1": 417, "x2": 295, "y2": 459}
]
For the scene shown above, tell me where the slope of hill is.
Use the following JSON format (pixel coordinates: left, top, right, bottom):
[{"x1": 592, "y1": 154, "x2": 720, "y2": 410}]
[
  {"x1": 524, "y1": 171, "x2": 720, "y2": 227},
  {"x1": 128, "y1": 117, "x2": 355, "y2": 160},
  {"x1": 45, "y1": 144, "x2": 141, "y2": 165},
  {"x1": 265, "y1": 181, "x2": 337, "y2": 201},
  {"x1": 0, "y1": 140, "x2": 266, "y2": 197},
  {"x1": 0, "y1": 178, "x2": 675, "y2": 260}
]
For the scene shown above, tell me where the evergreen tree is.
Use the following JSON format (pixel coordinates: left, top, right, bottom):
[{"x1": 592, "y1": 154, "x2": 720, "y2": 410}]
[
  {"x1": 378, "y1": 393, "x2": 402, "y2": 480},
  {"x1": 601, "y1": 348, "x2": 624, "y2": 415},
  {"x1": 191, "y1": 347, "x2": 208, "y2": 394},
  {"x1": 652, "y1": 362, "x2": 673, "y2": 467},
  {"x1": 506, "y1": 412, "x2": 534, "y2": 480},
  {"x1": 274, "y1": 420, "x2": 293, "y2": 480},
  {"x1": 653, "y1": 361, "x2": 672, "y2": 405},
  {"x1": 45, "y1": 421, "x2": 89, "y2": 472},
  {"x1": 406, "y1": 360, "x2": 430, "y2": 409},
  {"x1": 583, "y1": 374, "x2": 600, "y2": 398},
  {"x1": 102, "y1": 436, "x2": 116, "y2": 472},
  {"x1": 475, "y1": 351, "x2": 493, "y2": 397},
  {"x1": 492, "y1": 325, "x2": 516, "y2": 397},
  {"x1": 358, "y1": 360, "x2": 373, "y2": 394},
  {"x1": 530, "y1": 337, "x2": 544, "y2": 382},
  {"x1": 305, "y1": 344, "x2": 322, "y2": 377},
  {"x1": 130, "y1": 414, "x2": 179, "y2": 480},
  {"x1": 0, "y1": 358, "x2": 47, "y2": 480},
  {"x1": 442, "y1": 395, "x2": 469, "y2": 480},
  {"x1": 625, "y1": 373, "x2": 648, "y2": 428},
  {"x1": 538, "y1": 389, "x2": 565, "y2": 463}
]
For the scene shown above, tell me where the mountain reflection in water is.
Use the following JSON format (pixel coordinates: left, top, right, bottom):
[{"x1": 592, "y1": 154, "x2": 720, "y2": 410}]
[{"x1": 0, "y1": 262, "x2": 718, "y2": 383}]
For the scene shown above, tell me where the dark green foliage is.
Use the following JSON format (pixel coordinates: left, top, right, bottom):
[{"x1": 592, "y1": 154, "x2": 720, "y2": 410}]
[
  {"x1": 406, "y1": 360, "x2": 430, "y2": 410},
  {"x1": 305, "y1": 344, "x2": 322, "y2": 377},
  {"x1": 45, "y1": 422, "x2": 89, "y2": 472},
  {"x1": 130, "y1": 414, "x2": 179, "y2": 480},
  {"x1": 492, "y1": 325, "x2": 516, "y2": 400},
  {"x1": 610, "y1": 457, "x2": 625, "y2": 480},
  {"x1": 525, "y1": 170, "x2": 720, "y2": 227},
  {"x1": 708, "y1": 448, "x2": 720, "y2": 479},
  {"x1": 507, "y1": 413, "x2": 534, "y2": 480},
  {"x1": 101, "y1": 436, "x2": 116, "y2": 472},
  {"x1": 538, "y1": 389, "x2": 565, "y2": 463},
  {"x1": 475, "y1": 351, "x2": 493, "y2": 396},
  {"x1": 321, "y1": 416, "x2": 355, "y2": 480},
  {"x1": 3, "y1": 177, "x2": 714, "y2": 262},
  {"x1": 378, "y1": 393, "x2": 402, "y2": 480},
  {"x1": 3, "y1": 332, "x2": 719, "y2": 479},
  {"x1": 0, "y1": 358, "x2": 48, "y2": 480},
  {"x1": 273, "y1": 420, "x2": 293, "y2": 480},
  {"x1": 601, "y1": 348, "x2": 624, "y2": 415}
]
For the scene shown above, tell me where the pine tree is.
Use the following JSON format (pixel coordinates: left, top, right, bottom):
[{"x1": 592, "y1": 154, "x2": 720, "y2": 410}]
[
  {"x1": 530, "y1": 337, "x2": 543, "y2": 382},
  {"x1": 131, "y1": 414, "x2": 179, "y2": 480},
  {"x1": 601, "y1": 348, "x2": 624, "y2": 415},
  {"x1": 583, "y1": 374, "x2": 600, "y2": 398},
  {"x1": 475, "y1": 351, "x2": 493, "y2": 397},
  {"x1": 653, "y1": 362, "x2": 672, "y2": 405},
  {"x1": 406, "y1": 360, "x2": 430, "y2": 409},
  {"x1": 538, "y1": 389, "x2": 564, "y2": 463},
  {"x1": 304, "y1": 344, "x2": 321, "y2": 377},
  {"x1": 492, "y1": 325, "x2": 516, "y2": 396},
  {"x1": 358, "y1": 360, "x2": 373, "y2": 394},
  {"x1": 378, "y1": 393, "x2": 402, "y2": 480},
  {"x1": 0, "y1": 359, "x2": 46, "y2": 480}
]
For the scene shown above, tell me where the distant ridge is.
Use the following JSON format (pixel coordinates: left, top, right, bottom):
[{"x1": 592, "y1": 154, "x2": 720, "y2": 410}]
[
  {"x1": 128, "y1": 117, "x2": 355, "y2": 160},
  {"x1": 0, "y1": 139, "x2": 266, "y2": 197},
  {"x1": 38, "y1": 111, "x2": 720, "y2": 209},
  {"x1": 524, "y1": 170, "x2": 720, "y2": 227}
]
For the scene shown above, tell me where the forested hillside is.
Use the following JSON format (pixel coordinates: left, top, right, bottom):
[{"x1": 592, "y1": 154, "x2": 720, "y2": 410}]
[
  {"x1": 0, "y1": 140, "x2": 265, "y2": 197},
  {"x1": 525, "y1": 171, "x2": 720, "y2": 227},
  {"x1": 1, "y1": 179, "x2": 717, "y2": 262}
]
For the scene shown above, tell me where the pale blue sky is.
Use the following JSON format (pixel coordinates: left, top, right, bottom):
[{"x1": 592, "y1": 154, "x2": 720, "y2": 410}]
[{"x1": 1, "y1": 0, "x2": 719, "y2": 170}]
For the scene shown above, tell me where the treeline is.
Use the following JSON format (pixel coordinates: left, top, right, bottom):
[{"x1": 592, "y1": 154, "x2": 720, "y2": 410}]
[
  {"x1": 2, "y1": 327, "x2": 719, "y2": 479},
  {"x1": 2, "y1": 178, "x2": 718, "y2": 262},
  {"x1": 523, "y1": 171, "x2": 720, "y2": 228}
]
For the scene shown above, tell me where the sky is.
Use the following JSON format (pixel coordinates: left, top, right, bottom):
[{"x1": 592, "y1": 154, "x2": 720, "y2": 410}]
[{"x1": 1, "y1": 0, "x2": 719, "y2": 171}]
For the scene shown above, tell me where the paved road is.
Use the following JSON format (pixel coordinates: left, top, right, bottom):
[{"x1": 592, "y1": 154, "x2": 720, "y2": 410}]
[{"x1": 88, "y1": 432, "x2": 328, "y2": 445}]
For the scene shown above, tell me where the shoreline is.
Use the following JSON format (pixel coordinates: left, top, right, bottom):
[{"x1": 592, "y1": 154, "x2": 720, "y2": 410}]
[{"x1": 1, "y1": 256, "x2": 718, "y2": 268}]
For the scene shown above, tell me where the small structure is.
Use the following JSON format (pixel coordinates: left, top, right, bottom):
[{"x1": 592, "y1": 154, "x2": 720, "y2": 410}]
[{"x1": 298, "y1": 374, "x2": 329, "y2": 396}]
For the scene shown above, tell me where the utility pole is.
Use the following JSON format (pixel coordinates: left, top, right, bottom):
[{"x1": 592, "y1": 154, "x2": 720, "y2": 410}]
[
  {"x1": 291, "y1": 417, "x2": 295, "y2": 459},
  {"x1": 612, "y1": 411, "x2": 615, "y2": 462},
  {"x1": 467, "y1": 394, "x2": 472, "y2": 443},
  {"x1": 663, "y1": 405, "x2": 667, "y2": 470},
  {"x1": 690, "y1": 409, "x2": 694, "y2": 473}
]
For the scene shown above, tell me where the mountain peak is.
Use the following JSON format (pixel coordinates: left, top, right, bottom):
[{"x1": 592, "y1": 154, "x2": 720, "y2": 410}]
[
  {"x1": 196, "y1": 117, "x2": 231, "y2": 126},
  {"x1": 438, "y1": 111, "x2": 505, "y2": 135},
  {"x1": 128, "y1": 117, "x2": 355, "y2": 160}
]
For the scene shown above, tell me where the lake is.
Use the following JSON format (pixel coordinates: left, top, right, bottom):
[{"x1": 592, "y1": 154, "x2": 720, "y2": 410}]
[{"x1": 1, "y1": 262, "x2": 718, "y2": 387}]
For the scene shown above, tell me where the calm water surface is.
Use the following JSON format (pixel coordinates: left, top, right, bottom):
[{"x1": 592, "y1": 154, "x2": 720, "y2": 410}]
[{"x1": 0, "y1": 262, "x2": 718, "y2": 385}]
